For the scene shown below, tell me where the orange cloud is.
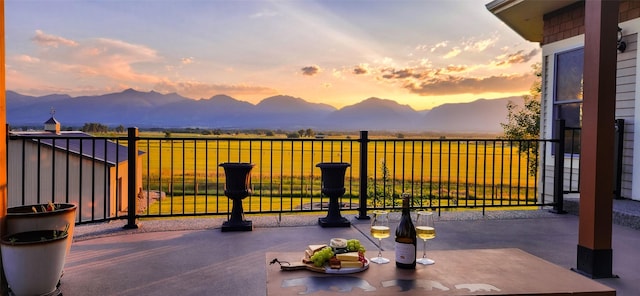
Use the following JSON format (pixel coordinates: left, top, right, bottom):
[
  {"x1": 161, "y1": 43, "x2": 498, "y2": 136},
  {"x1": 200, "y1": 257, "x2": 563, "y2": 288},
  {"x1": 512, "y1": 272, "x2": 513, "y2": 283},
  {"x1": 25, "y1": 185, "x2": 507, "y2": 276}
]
[
  {"x1": 443, "y1": 47, "x2": 461, "y2": 59},
  {"x1": 41, "y1": 34, "x2": 160, "y2": 83},
  {"x1": 154, "y1": 80, "x2": 278, "y2": 100},
  {"x1": 376, "y1": 60, "x2": 535, "y2": 96},
  {"x1": 301, "y1": 65, "x2": 321, "y2": 76},
  {"x1": 15, "y1": 54, "x2": 40, "y2": 63},
  {"x1": 431, "y1": 41, "x2": 448, "y2": 52},
  {"x1": 403, "y1": 73, "x2": 534, "y2": 96},
  {"x1": 32, "y1": 30, "x2": 78, "y2": 48},
  {"x1": 445, "y1": 64, "x2": 468, "y2": 73},
  {"x1": 415, "y1": 41, "x2": 448, "y2": 53},
  {"x1": 10, "y1": 31, "x2": 170, "y2": 96},
  {"x1": 353, "y1": 64, "x2": 369, "y2": 75},
  {"x1": 494, "y1": 49, "x2": 540, "y2": 66},
  {"x1": 463, "y1": 36, "x2": 498, "y2": 52},
  {"x1": 381, "y1": 68, "x2": 424, "y2": 80},
  {"x1": 415, "y1": 36, "x2": 499, "y2": 61}
]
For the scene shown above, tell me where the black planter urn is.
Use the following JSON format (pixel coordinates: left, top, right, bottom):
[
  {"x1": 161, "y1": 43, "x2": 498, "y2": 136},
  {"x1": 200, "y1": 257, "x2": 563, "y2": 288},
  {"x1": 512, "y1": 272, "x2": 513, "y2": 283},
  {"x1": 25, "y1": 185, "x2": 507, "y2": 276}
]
[
  {"x1": 316, "y1": 162, "x2": 351, "y2": 227},
  {"x1": 219, "y1": 162, "x2": 254, "y2": 232}
]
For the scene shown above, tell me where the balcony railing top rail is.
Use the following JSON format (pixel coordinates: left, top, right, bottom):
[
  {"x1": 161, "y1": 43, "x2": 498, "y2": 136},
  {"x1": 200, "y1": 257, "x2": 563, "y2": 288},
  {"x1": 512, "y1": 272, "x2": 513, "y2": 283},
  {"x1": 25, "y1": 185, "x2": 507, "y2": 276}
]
[{"x1": 7, "y1": 129, "x2": 563, "y2": 225}]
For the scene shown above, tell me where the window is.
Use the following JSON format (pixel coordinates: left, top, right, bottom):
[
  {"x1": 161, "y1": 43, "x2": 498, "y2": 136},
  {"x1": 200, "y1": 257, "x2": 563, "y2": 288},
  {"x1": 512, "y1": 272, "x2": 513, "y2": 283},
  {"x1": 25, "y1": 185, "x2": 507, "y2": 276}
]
[{"x1": 554, "y1": 47, "x2": 583, "y2": 155}]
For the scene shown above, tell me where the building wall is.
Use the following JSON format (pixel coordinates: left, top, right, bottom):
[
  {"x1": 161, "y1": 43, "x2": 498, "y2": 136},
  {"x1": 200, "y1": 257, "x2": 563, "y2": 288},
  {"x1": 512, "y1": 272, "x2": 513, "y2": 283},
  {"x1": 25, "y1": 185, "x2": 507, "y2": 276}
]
[
  {"x1": 540, "y1": 5, "x2": 640, "y2": 201},
  {"x1": 616, "y1": 33, "x2": 637, "y2": 199},
  {"x1": 111, "y1": 162, "x2": 130, "y2": 213},
  {"x1": 7, "y1": 139, "x2": 129, "y2": 221},
  {"x1": 542, "y1": 1, "x2": 640, "y2": 45}
]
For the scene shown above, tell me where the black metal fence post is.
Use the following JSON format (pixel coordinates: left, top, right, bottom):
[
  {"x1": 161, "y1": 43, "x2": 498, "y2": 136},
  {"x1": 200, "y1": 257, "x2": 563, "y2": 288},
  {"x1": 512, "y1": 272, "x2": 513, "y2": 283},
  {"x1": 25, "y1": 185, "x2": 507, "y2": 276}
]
[
  {"x1": 551, "y1": 119, "x2": 567, "y2": 214},
  {"x1": 357, "y1": 131, "x2": 370, "y2": 220},
  {"x1": 124, "y1": 127, "x2": 141, "y2": 229},
  {"x1": 614, "y1": 119, "x2": 624, "y2": 199}
]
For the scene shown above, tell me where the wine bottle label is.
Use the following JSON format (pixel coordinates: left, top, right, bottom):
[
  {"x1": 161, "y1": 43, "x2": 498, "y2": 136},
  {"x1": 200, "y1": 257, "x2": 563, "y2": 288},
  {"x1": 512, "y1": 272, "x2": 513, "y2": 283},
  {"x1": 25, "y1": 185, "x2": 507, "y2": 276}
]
[{"x1": 395, "y1": 242, "x2": 416, "y2": 264}]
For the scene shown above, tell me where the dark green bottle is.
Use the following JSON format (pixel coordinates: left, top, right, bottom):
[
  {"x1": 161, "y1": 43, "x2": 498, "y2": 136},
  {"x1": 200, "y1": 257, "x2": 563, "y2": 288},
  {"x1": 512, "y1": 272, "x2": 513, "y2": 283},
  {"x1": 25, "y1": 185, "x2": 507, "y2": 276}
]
[{"x1": 395, "y1": 194, "x2": 417, "y2": 269}]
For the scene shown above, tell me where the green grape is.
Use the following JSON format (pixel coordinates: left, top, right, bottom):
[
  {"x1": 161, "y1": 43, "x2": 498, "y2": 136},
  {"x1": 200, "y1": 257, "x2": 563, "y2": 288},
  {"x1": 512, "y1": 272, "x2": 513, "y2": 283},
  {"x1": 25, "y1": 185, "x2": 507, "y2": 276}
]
[
  {"x1": 310, "y1": 247, "x2": 334, "y2": 267},
  {"x1": 323, "y1": 248, "x2": 334, "y2": 260},
  {"x1": 347, "y1": 239, "x2": 361, "y2": 252}
]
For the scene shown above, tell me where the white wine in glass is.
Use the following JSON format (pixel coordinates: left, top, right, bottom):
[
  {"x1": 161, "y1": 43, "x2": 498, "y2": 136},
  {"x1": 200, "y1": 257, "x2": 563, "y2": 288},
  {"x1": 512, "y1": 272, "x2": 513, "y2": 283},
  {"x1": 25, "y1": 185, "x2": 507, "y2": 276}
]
[
  {"x1": 415, "y1": 211, "x2": 435, "y2": 265},
  {"x1": 370, "y1": 210, "x2": 390, "y2": 264}
]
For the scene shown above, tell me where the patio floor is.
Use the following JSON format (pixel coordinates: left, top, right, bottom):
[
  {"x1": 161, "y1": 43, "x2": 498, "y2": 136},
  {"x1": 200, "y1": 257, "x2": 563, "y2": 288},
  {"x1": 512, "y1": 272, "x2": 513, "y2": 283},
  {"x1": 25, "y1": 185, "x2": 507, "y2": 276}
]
[{"x1": 59, "y1": 203, "x2": 640, "y2": 296}]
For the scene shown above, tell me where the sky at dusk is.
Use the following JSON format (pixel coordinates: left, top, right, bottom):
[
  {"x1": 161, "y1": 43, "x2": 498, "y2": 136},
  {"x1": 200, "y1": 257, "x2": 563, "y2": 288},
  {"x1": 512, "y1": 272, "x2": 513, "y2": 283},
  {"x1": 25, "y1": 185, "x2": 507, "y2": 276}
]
[{"x1": 5, "y1": 0, "x2": 541, "y2": 111}]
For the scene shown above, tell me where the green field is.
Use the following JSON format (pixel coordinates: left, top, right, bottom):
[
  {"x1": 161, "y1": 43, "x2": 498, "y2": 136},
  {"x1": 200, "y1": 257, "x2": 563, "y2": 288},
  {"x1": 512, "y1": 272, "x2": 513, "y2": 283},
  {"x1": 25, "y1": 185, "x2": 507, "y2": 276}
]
[{"x1": 130, "y1": 136, "x2": 539, "y2": 216}]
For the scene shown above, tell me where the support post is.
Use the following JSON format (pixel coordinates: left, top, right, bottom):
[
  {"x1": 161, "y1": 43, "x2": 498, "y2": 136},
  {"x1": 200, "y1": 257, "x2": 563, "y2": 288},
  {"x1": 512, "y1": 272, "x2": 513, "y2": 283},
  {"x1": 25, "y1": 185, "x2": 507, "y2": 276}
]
[
  {"x1": 357, "y1": 131, "x2": 370, "y2": 220},
  {"x1": 124, "y1": 127, "x2": 140, "y2": 229},
  {"x1": 574, "y1": 0, "x2": 617, "y2": 278},
  {"x1": 551, "y1": 120, "x2": 566, "y2": 214},
  {"x1": 0, "y1": 2, "x2": 8, "y2": 291}
]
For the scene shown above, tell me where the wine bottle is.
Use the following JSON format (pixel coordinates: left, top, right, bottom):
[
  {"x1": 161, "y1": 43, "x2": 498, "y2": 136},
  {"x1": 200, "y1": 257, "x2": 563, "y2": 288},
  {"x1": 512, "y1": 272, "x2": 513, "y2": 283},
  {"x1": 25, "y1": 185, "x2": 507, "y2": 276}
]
[{"x1": 395, "y1": 194, "x2": 417, "y2": 269}]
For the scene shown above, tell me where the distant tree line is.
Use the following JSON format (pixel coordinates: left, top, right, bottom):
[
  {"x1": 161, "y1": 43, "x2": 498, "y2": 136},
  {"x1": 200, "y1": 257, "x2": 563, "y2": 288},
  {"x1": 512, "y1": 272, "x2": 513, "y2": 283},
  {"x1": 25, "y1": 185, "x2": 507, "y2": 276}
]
[
  {"x1": 71, "y1": 125, "x2": 415, "y2": 139},
  {"x1": 10, "y1": 122, "x2": 487, "y2": 139},
  {"x1": 27, "y1": 122, "x2": 453, "y2": 139},
  {"x1": 78, "y1": 123, "x2": 127, "y2": 133},
  {"x1": 287, "y1": 129, "x2": 316, "y2": 138},
  {"x1": 149, "y1": 127, "x2": 320, "y2": 139},
  {"x1": 82, "y1": 123, "x2": 109, "y2": 133}
]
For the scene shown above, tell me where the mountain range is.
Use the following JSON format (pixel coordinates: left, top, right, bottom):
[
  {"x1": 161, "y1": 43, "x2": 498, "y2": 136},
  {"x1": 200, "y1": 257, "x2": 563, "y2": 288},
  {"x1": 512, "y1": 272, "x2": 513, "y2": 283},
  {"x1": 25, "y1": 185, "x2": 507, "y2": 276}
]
[{"x1": 6, "y1": 89, "x2": 523, "y2": 134}]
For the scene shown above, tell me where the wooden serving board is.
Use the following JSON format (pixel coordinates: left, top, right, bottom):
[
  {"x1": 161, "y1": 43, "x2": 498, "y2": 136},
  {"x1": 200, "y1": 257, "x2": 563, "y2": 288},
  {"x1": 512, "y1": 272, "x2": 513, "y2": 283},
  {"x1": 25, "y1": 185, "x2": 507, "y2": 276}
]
[
  {"x1": 279, "y1": 258, "x2": 369, "y2": 274},
  {"x1": 280, "y1": 261, "x2": 326, "y2": 273}
]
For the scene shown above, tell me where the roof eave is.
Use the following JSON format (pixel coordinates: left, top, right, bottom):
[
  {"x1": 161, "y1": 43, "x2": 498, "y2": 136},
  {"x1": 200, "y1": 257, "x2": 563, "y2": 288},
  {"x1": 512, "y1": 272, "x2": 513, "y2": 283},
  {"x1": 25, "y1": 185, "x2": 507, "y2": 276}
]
[{"x1": 486, "y1": 0, "x2": 581, "y2": 43}]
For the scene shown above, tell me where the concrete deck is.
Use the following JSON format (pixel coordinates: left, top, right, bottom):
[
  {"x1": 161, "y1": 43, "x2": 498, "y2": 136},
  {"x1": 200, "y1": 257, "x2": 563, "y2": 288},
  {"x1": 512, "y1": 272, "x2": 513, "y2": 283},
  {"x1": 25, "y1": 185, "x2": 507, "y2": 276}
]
[{"x1": 58, "y1": 202, "x2": 640, "y2": 296}]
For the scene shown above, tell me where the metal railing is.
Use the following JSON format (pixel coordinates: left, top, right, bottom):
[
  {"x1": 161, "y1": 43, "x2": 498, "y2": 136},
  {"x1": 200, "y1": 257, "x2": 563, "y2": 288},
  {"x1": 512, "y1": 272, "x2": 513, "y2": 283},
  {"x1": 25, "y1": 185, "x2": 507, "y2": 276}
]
[
  {"x1": 7, "y1": 129, "x2": 561, "y2": 224},
  {"x1": 560, "y1": 119, "x2": 624, "y2": 198},
  {"x1": 563, "y1": 126, "x2": 581, "y2": 194}
]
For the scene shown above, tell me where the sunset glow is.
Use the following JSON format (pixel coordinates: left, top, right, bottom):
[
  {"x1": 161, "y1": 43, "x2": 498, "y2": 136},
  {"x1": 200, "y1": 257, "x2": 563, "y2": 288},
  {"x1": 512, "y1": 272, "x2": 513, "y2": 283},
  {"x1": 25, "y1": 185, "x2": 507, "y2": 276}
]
[{"x1": 6, "y1": 0, "x2": 540, "y2": 111}]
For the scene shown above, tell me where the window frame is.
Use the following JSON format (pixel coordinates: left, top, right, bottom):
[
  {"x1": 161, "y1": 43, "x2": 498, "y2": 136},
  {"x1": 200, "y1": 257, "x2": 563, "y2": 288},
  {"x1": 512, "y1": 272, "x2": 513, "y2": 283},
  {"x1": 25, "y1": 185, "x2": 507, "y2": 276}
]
[{"x1": 552, "y1": 46, "x2": 584, "y2": 157}]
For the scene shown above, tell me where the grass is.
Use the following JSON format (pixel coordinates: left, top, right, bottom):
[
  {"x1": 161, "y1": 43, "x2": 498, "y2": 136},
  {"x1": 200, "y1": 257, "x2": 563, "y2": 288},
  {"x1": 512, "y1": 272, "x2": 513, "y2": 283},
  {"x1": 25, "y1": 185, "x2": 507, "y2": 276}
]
[
  {"x1": 137, "y1": 138, "x2": 534, "y2": 183},
  {"x1": 127, "y1": 135, "x2": 539, "y2": 216},
  {"x1": 143, "y1": 187, "x2": 539, "y2": 216}
]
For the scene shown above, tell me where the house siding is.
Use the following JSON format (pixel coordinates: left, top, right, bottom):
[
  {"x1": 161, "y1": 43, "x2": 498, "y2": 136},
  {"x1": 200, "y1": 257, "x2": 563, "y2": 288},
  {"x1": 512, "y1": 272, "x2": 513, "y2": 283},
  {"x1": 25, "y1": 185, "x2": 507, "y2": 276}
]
[
  {"x1": 616, "y1": 33, "x2": 637, "y2": 199},
  {"x1": 540, "y1": 4, "x2": 640, "y2": 201},
  {"x1": 540, "y1": 53, "x2": 554, "y2": 203},
  {"x1": 540, "y1": 36, "x2": 584, "y2": 202}
]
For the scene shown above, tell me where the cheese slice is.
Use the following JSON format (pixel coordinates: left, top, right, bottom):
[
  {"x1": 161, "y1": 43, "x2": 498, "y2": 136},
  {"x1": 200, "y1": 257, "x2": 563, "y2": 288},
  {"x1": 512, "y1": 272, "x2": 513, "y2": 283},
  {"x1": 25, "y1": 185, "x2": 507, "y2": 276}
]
[
  {"x1": 335, "y1": 252, "x2": 360, "y2": 261},
  {"x1": 307, "y1": 244, "x2": 328, "y2": 253},
  {"x1": 304, "y1": 249, "x2": 314, "y2": 259},
  {"x1": 340, "y1": 261, "x2": 363, "y2": 268}
]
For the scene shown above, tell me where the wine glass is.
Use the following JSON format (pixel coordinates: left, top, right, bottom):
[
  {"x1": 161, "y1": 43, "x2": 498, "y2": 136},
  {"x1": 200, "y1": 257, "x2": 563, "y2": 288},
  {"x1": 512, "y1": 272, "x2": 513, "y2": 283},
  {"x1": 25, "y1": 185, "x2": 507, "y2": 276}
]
[
  {"x1": 415, "y1": 211, "x2": 436, "y2": 265},
  {"x1": 370, "y1": 210, "x2": 390, "y2": 264}
]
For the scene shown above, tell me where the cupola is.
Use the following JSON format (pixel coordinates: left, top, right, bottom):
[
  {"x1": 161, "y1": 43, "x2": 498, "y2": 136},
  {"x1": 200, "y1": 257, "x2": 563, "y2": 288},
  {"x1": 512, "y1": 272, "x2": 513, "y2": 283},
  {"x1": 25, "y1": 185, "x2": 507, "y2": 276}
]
[{"x1": 44, "y1": 108, "x2": 61, "y2": 134}]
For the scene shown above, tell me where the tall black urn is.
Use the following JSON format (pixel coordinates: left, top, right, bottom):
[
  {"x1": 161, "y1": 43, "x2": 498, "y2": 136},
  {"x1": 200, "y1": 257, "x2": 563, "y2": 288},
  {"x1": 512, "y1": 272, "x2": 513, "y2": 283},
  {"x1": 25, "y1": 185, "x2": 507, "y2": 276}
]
[
  {"x1": 219, "y1": 162, "x2": 254, "y2": 232},
  {"x1": 316, "y1": 162, "x2": 351, "y2": 227}
]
